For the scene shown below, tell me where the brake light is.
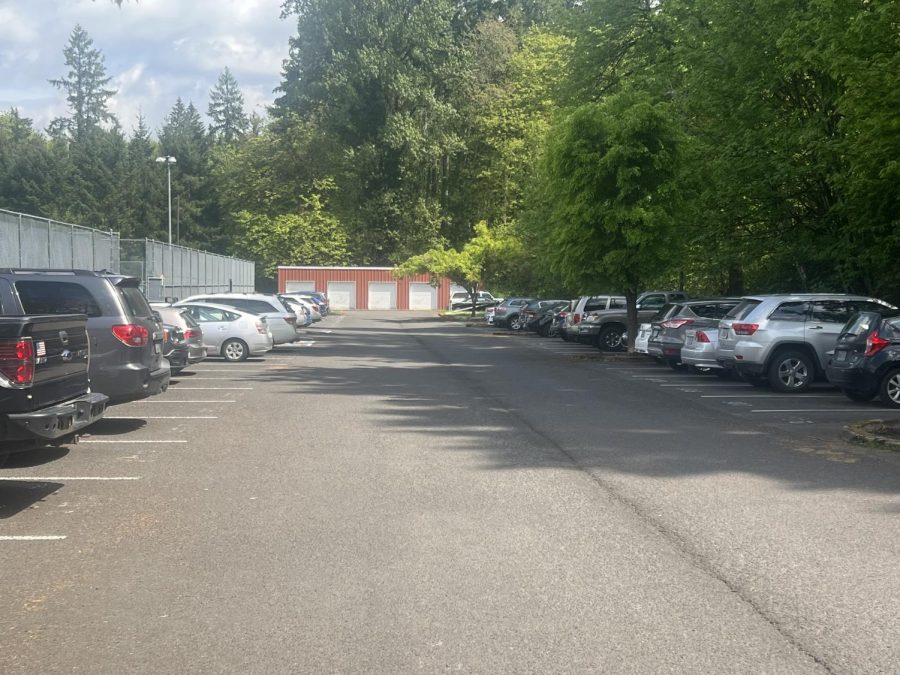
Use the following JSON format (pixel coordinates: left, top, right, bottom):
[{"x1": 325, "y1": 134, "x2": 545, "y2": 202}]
[
  {"x1": 0, "y1": 338, "x2": 35, "y2": 386},
  {"x1": 732, "y1": 323, "x2": 759, "y2": 336},
  {"x1": 111, "y1": 324, "x2": 149, "y2": 347},
  {"x1": 661, "y1": 319, "x2": 694, "y2": 329},
  {"x1": 183, "y1": 329, "x2": 200, "y2": 339},
  {"x1": 695, "y1": 330, "x2": 711, "y2": 343},
  {"x1": 864, "y1": 333, "x2": 890, "y2": 357}
]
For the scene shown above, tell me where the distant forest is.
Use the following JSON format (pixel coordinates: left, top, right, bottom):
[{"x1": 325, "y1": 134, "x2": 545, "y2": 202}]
[{"x1": 1, "y1": 1, "x2": 897, "y2": 301}]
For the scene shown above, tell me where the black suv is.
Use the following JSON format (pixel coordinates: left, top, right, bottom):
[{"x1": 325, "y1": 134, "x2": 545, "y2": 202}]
[
  {"x1": 826, "y1": 312, "x2": 900, "y2": 408},
  {"x1": 0, "y1": 270, "x2": 170, "y2": 404}
]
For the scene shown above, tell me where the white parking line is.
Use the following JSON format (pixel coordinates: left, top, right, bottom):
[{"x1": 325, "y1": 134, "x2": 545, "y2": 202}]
[
  {"x1": 79, "y1": 439, "x2": 188, "y2": 444},
  {"x1": 173, "y1": 387, "x2": 253, "y2": 390},
  {"x1": 751, "y1": 409, "x2": 900, "y2": 414},
  {"x1": 140, "y1": 400, "x2": 236, "y2": 403},
  {"x1": 0, "y1": 536, "x2": 67, "y2": 541},
  {"x1": 701, "y1": 394, "x2": 843, "y2": 398},
  {"x1": 104, "y1": 416, "x2": 218, "y2": 420},
  {"x1": 0, "y1": 476, "x2": 140, "y2": 481},
  {"x1": 660, "y1": 383, "x2": 750, "y2": 387},
  {"x1": 175, "y1": 377, "x2": 242, "y2": 380}
]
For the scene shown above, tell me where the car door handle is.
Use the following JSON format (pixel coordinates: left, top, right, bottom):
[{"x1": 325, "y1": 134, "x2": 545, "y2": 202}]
[{"x1": 808, "y1": 325, "x2": 824, "y2": 330}]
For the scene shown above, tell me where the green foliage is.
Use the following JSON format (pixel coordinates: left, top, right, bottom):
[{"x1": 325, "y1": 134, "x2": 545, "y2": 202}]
[
  {"x1": 235, "y1": 187, "x2": 351, "y2": 277},
  {"x1": 208, "y1": 68, "x2": 249, "y2": 144}
]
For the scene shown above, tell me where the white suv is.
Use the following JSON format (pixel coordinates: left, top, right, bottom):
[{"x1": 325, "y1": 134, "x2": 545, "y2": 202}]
[{"x1": 716, "y1": 294, "x2": 896, "y2": 392}]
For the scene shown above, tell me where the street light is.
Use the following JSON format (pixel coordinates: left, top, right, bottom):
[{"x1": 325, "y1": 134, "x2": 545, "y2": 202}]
[{"x1": 155, "y1": 155, "x2": 177, "y2": 245}]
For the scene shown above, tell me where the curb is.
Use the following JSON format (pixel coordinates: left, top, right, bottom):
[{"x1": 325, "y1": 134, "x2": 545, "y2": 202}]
[{"x1": 843, "y1": 419, "x2": 900, "y2": 448}]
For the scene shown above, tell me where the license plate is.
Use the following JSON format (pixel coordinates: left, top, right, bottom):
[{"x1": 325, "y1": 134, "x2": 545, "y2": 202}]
[
  {"x1": 834, "y1": 350, "x2": 847, "y2": 362},
  {"x1": 719, "y1": 328, "x2": 729, "y2": 341},
  {"x1": 154, "y1": 342, "x2": 161, "y2": 354},
  {"x1": 685, "y1": 335, "x2": 694, "y2": 346}
]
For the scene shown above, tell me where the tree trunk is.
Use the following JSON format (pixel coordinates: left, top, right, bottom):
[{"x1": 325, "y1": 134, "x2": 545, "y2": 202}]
[{"x1": 625, "y1": 287, "x2": 639, "y2": 353}]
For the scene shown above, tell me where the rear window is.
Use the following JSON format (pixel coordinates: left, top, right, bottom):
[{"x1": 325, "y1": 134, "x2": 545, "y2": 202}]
[
  {"x1": 16, "y1": 280, "x2": 102, "y2": 317},
  {"x1": 654, "y1": 303, "x2": 678, "y2": 320},
  {"x1": 842, "y1": 312, "x2": 878, "y2": 337},
  {"x1": 769, "y1": 301, "x2": 808, "y2": 321},
  {"x1": 118, "y1": 285, "x2": 154, "y2": 318},
  {"x1": 584, "y1": 297, "x2": 608, "y2": 311},
  {"x1": 690, "y1": 302, "x2": 737, "y2": 319},
  {"x1": 726, "y1": 299, "x2": 762, "y2": 320}
]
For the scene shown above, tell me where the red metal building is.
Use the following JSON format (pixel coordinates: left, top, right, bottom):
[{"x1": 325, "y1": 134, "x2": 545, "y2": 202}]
[{"x1": 277, "y1": 266, "x2": 452, "y2": 310}]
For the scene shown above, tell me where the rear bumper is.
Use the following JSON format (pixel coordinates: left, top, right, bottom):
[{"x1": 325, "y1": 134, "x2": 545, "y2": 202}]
[
  {"x1": 825, "y1": 365, "x2": 871, "y2": 390},
  {"x1": 98, "y1": 363, "x2": 170, "y2": 405},
  {"x1": 6, "y1": 392, "x2": 108, "y2": 440}
]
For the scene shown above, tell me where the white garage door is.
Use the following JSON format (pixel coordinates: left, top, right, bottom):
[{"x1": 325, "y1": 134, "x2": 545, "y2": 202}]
[
  {"x1": 327, "y1": 282, "x2": 356, "y2": 310},
  {"x1": 409, "y1": 283, "x2": 436, "y2": 310},
  {"x1": 286, "y1": 281, "x2": 315, "y2": 293},
  {"x1": 368, "y1": 282, "x2": 397, "y2": 310}
]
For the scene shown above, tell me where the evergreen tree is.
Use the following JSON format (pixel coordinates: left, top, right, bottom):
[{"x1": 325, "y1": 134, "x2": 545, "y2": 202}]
[
  {"x1": 208, "y1": 68, "x2": 249, "y2": 144},
  {"x1": 48, "y1": 25, "x2": 117, "y2": 138}
]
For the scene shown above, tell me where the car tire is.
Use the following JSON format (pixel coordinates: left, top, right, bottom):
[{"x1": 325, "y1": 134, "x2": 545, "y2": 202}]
[
  {"x1": 221, "y1": 338, "x2": 249, "y2": 362},
  {"x1": 509, "y1": 314, "x2": 522, "y2": 331},
  {"x1": 879, "y1": 368, "x2": 900, "y2": 408},
  {"x1": 598, "y1": 325, "x2": 626, "y2": 352},
  {"x1": 768, "y1": 350, "x2": 815, "y2": 392}
]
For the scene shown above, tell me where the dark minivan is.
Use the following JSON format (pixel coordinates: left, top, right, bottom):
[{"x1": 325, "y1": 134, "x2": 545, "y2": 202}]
[{"x1": 0, "y1": 270, "x2": 170, "y2": 404}]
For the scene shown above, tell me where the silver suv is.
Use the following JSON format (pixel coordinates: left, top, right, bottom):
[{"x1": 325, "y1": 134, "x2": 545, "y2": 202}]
[{"x1": 716, "y1": 294, "x2": 896, "y2": 392}]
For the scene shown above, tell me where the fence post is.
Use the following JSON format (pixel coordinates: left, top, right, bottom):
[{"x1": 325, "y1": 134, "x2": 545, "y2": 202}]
[
  {"x1": 47, "y1": 218, "x2": 52, "y2": 267},
  {"x1": 17, "y1": 213, "x2": 22, "y2": 266}
]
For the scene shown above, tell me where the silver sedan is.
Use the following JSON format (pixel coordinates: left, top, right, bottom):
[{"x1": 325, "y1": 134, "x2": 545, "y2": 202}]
[{"x1": 174, "y1": 302, "x2": 274, "y2": 362}]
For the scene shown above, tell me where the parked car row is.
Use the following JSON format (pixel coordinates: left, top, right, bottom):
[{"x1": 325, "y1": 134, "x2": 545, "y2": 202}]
[
  {"x1": 489, "y1": 291, "x2": 900, "y2": 408},
  {"x1": 1, "y1": 269, "x2": 330, "y2": 465}
]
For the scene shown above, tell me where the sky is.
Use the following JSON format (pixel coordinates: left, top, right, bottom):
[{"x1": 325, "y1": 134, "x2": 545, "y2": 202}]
[{"x1": 0, "y1": 0, "x2": 296, "y2": 137}]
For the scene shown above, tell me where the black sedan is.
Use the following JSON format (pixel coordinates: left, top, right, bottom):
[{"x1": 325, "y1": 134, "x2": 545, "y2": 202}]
[{"x1": 826, "y1": 312, "x2": 900, "y2": 408}]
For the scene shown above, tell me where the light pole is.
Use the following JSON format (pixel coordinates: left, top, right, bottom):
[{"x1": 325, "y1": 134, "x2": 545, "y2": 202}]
[{"x1": 155, "y1": 155, "x2": 177, "y2": 245}]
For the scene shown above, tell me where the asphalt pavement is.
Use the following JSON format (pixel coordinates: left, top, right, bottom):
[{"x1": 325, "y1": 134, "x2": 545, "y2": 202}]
[{"x1": 1, "y1": 312, "x2": 898, "y2": 673}]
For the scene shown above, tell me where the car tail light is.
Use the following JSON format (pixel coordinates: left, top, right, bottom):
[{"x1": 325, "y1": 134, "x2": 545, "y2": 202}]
[
  {"x1": 0, "y1": 338, "x2": 35, "y2": 386},
  {"x1": 732, "y1": 323, "x2": 759, "y2": 336},
  {"x1": 695, "y1": 330, "x2": 711, "y2": 343},
  {"x1": 112, "y1": 324, "x2": 149, "y2": 347},
  {"x1": 864, "y1": 333, "x2": 890, "y2": 357},
  {"x1": 183, "y1": 329, "x2": 200, "y2": 339},
  {"x1": 256, "y1": 322, "x2": 268, "y2": 335},
  {"x1": 661, "y1": 319, "x2": 694, "y2": 329}
]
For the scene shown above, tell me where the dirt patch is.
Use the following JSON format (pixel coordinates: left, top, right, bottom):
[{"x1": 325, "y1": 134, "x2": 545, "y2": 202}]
[{"x1": 845, "y1": 419, "x2": 900, "y2": 448}]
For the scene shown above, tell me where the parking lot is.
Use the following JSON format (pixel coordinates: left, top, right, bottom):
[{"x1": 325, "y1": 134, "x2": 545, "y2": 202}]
[{"x1": 2, "y1": 311, "x2": 898, "y2": 673}]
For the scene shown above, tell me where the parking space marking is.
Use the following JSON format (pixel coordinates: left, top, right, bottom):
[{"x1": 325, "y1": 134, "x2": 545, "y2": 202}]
[
  {"x1": 172, "y1": 377, "x2": 242, "y2": 380},
  {"x1": 751, "y1": 409, "x2": 900, "y2": 414},
  {"x1": 660, "y1": 383, "x2": 750, "y2": 388},
  {"x1": 104, "y1": 416, "x2": 218, "y2": 420},
  {"x1": 79, "y1": 439, "x2": 188, "y2": 444},
  {"x1": 173, "y1": 387, "x2": 253, "y2": 390},
  {"x1": 700, "y1": 394, "x2": 842, "y2": 398},
  {"x1": 140, "y1": 400, "x2": 236, "y2": 403},
  {"x1": 0, "y1": 476, "x2": 140, "y2": 481},
  {"x1": 0, "y1": 536, "x2": 67, "y2": 541}
]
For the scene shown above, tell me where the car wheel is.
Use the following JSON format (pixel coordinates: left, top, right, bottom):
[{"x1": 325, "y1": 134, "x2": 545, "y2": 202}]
[
  {"x1": 509, "y1": 314, "x2": 522, "y2": 330},
  {"x1": 221, "y1": 338, "x2": 249, "y2": 362},
  {"x1": 768, "y1": 350, "x2": 814, "y2": 392},
  {"x1": 598, "y1": 325, "x2": 626, "y2": 352},
  {"x1": 879, "y1": 368, "x2": 900, "y2": 408},
  {"x1": 842, "y1": 387, "x2": 876, "y2": 402}
]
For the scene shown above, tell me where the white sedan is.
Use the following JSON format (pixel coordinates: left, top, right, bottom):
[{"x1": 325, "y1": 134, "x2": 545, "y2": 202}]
[{"x1": 174, "y1": 302, "x2": 273, "y2": 362}]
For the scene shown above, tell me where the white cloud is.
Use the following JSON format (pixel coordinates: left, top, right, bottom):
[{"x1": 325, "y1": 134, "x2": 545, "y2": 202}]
[{"x1": 0, "y1": 0, "x2": 294, "y2": 135}]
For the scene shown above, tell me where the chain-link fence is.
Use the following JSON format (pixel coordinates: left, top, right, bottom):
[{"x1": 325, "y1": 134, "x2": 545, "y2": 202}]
[
  {"x1": 0, "y1": 209, "x2": 120, "y2": 270},
  {"x1": 120, "y1": 239, "x2": 254, "y2": 301},
  {"x1": 1, "y1": 209, "x2": 255, "y2": 301}
]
